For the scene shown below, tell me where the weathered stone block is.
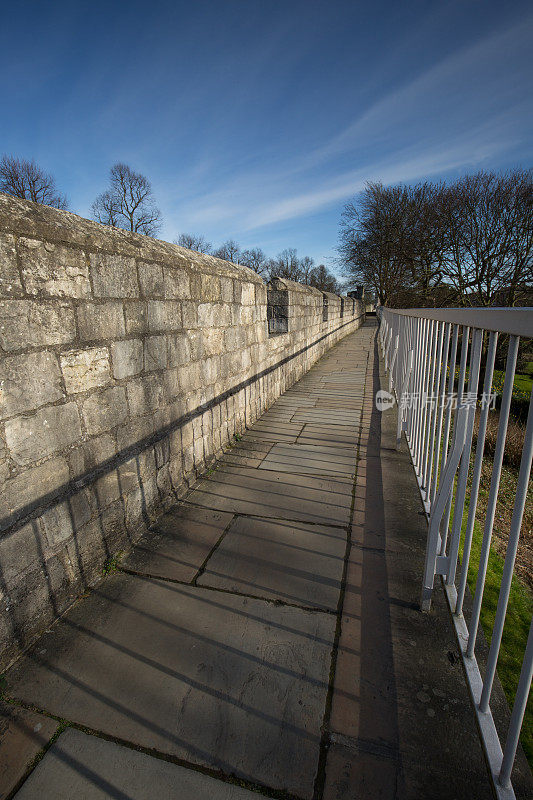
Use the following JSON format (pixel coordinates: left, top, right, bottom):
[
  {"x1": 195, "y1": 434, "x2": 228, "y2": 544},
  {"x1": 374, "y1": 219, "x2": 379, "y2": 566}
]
[
  {"x1": 199, "y1": 274, "x2": 221, "y2": 302},
  {"x1": 81, "y1": 386, "x2": 128, "y2": 435},
  {"x1": 110, "y1": 339, "x2": 143, "y2": 379},
  {"x1": 144, "y1": 335, "x2": 167, "y2": 371},
  {"x1": 68, "y1": 433, "x2": 116, "y2": 479},
  {"x1": 89, "y1": 253, "x2": 138, "y2": 298},
  {"x1": 115, "y1": 416, "x2": 154, "y2": 452},
  {"x1": 163, "y1": 267, "x2": 190, "y2": 299},
  {"x1": 139, "y1": 261, "x2": 164, "y2": 297},
  {"x1": 188, "y1": 330, "x2": 205, "y2": 361},
  {"x1": 167, "y1": 333, "x2": 191, "y2": 367},
  {"x1": 241, "y1": 282, "x2": 255, "y2": 305},
  {"x1": 0, "y1": 351, "x2": 63, "y2": 421},
  {"x1": 18, "y1": 238, "x2": 91, "y2": 298},
  {"x1": 147, "y1": 300, "x2": 181, "y2": 332},
  {"x1": 94, "y1": 470, "x2": 121, "y2": 510},
  {"x1": 180, "y1": 304, "x2": 197, "y2": 331},
  {"x1": 77, "y1": 302, "x2": 125, "y2": 341},
  {"x1": 61, "y1": 347, "x2": 111, "y2": 394},
  {"x1": 124, "y1": 301, "x2": 147, "y2": 335},
  {"x1": 0, "y1": 233, "x2": 23, "y2": 297},
  {"x1": 0, "y1": 300, "x2": 75, "y2": 351},
  {"x1": 0, "y1": 457, "x2": 69, "y2": 523},
  {"x1": 202, "y1": 328, "x2": 224, "y2": 356},
  {"x1": 0, "y1": 521, "x2": 42, "y2": 586},
  {"x1": 5, "y1": 402, "x2": 82, "y2": 466},
  {"x1": 220, "y1": 277, "x2": 233, "y2": 303},
  {"x1": 197, "y1": 303, "x2": 231, "y2": 328},
  {"x1": 126, "y1": 375, "x2": 165, "y2": 417}
]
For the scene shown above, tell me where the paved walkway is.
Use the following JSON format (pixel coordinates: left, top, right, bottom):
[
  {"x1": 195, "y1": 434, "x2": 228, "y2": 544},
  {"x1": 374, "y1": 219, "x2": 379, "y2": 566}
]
[{"x1": 2, "y1": 321, "x2": 496, "y2": 799}]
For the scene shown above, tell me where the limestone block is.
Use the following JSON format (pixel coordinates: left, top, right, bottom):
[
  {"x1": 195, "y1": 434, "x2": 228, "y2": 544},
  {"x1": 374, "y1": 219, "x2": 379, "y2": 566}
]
[
  {"x1": 0, "y1": 233, "x2": 23, "y2": 297},
  {"x1": 81, "y1": 386, "x2": 128, "y2": 435},
  {"x1": 124, "y1": 476, "x2": 158, "y2": 532},
  {"x1": 199, "y1": 274, "x2": 221, "y2": 302},
  {"x1": 0, "y1": 300, "x2": 75, "y2": 351},
  {"x1": 176, "y1": 362, "x2": 202, "y2": 392},
  {"x1": 77, "y1": 302, "x2": 125, "y2": 341},
  {"x1": 144, "y1": 335, "x2": 167, "y2": 371},
  {"x1": 167, "y1": 333, "x2": 191, "y2": 367},
  {"x1": 110, "y1": 339, "x2": 143, "y2": 379},
  {"x1": 202, "y1": 328, "x2": 224, "y2": 356},
  {"x1": 220, "y1": 277, "x2": 233, "y2": 303},
  {"x1": 60, "y1": 347, "x2": 111, "y2": 394},
  {"x1": 198, "y1": 303, "x2": 231, "y2": 328},
  {"x1": 5, "y1": 402, "x2": 82, "y2": 466},
  {"x1": 18, "y1": 238, "x2": 91, "y2": 298},
  {"x1": 0, "y1": 350, "x2": 64, "y2": 420},
  {"x1": 89, "y1": 253, "x2": 138, "y2": 298},
  {"x1": 181, "y1": 301, "x2": 197, "y2": 328},
  {"x1": 224, "y1": 327, "x2": 246, "y2": 352},
  {"x1": 0, "y1": 457, "x2": 69, "y2": 523},
  {"x1": 138, "y1": 261, "x2": 164, "y2": 297},
  {"x1": 163, "y1": 267, "x2": 190, "y2": 299},
  {"x1": 188, "y1": 330, "x2": 205, "y2": 361},
  {"x1": 126, "y1": 375, "x2": 165, "y2": 417},
  {"x1": 115, "y1": 415, "x2": 154, "y2": 452},
  {"x1": 241, "y1": 282, "x2": 255, "y2": 305},
  {"x1": 93, "y1": 470, "x2": 121, "y2": 509},
  {"x1": 39, "y1": 490, "x2": 93, "y2": 548},
  {"x1": 0, "y1": 521, "x2": 42, "y2": 586},
  {"x1": 124, "y1": 301, "x2": 147, "y2": 335},
  {"x1": 147, "y1": 300, "x2": 181, "y2": 332},
  {"x1": 68, "y1": 433, "x2": 116, "y2": 479}
]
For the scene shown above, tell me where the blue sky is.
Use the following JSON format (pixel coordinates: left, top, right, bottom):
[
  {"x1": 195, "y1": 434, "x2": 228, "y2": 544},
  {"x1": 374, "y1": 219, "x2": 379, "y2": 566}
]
[{"x1": 1, "y1": 1, "x2": 532, "y2": 274}]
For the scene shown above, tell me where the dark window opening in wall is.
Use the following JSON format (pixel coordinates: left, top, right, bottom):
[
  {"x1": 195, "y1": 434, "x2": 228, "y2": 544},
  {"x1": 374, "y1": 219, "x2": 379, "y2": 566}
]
[
  {"x1": 322, "y1": 294, "x2": 328, "y2": 322},
  {"x1": 352, "y1": 299, "x2": 355, "y2": 314},
  {"x1": 267, "y1": 285, "x2": 289, "y2": 335},
  {"x1": 340, "y1": 298, "x2": 344, "y2": 318}
]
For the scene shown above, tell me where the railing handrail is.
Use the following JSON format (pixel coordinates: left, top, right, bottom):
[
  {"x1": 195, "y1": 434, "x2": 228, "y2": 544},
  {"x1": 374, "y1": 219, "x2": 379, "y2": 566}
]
[
  {"x1": 384, "y1": 307, "x2": 533, "y2": 337},
  {"x1": 379, "y1": 306, "x2": 533, "y2": 800}
]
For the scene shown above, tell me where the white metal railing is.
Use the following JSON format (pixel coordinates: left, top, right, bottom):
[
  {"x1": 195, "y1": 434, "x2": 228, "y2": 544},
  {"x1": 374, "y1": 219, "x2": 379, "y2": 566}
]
[{"x1": 379, "y1": 306, "x2": 533, "y2": 800}]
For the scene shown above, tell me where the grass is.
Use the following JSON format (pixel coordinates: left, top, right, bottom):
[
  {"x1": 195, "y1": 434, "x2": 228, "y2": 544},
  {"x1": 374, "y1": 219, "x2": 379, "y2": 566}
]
[{"x1": 455, "y1": 479, "x2": 533, "y2": 768}]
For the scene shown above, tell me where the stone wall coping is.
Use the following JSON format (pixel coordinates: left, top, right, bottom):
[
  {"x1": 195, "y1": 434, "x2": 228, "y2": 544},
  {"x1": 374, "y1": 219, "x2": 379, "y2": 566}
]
[{"x1": 0, "y1": 194, "x2": 264, "y2": 285}]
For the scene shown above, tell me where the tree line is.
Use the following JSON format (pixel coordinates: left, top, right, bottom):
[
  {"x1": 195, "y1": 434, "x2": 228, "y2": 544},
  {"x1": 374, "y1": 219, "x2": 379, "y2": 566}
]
[
  {"x1": 338, "y1": 169, "x2": 533, "y2": 307},
  {"x1": 0, "y1": 154, "x2": 340, "y2": 293}
]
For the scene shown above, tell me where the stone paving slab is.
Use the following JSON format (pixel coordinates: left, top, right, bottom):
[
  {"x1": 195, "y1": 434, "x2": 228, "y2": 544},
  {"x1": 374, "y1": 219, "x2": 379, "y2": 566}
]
[
  {"x1": 14, "y1": 728, "x2": 265, "y2": 800},
  {"x1": 122, "y1": 504, "x2": 234, "y2": 581},
  {"x1": 198, "y1": 515, "x2": 347, "y2": 610},
  {"x1": 0, "y1": 700, "x2": 58, "y2": 800},
  {"x1": 187, "y1": 465, "x2": 353, "y2": 525},
  {"x1": 258, "y1": 443, "x2": 355, "y2": 478},
  {"x1": 6, "y1": 574, "x2": 335, "y2": 799},
  {"x1": 291, "y1": 409, "x2": 361, "y2": 427}
]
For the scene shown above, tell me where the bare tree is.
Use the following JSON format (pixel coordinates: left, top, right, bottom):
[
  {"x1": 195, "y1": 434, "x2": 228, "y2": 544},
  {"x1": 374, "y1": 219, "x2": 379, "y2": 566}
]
[
  {"x1": 240, "y1": 247, "x2": 268, "y2": 274},
  {"x1": 309, "y1": 264, "x2": 339, "y2": 293},
  {"x1": 0, "y1": 155, "x2": 68, "y2": 209},
  {"x1": 213, "y1": 240, "x2": 241, "y2": 263},
  {"x1": 299, "y1": 255, "x2": 315, "y2": 284},
  {"x1": 91, "y1": 163, "x2": 162, "y2": 236},
  {"x1": 269, "y1": 248, "x2": 302, "y2": 281},
  {"x1": 339, "y1": 183, "x2": 413, "y2": 305},
  {"x1": 440, "y1": 170, "x2": 533, "y2": 306},
  {"x1": 175, "y1": 233, "x2": 212, "y2": 253}
]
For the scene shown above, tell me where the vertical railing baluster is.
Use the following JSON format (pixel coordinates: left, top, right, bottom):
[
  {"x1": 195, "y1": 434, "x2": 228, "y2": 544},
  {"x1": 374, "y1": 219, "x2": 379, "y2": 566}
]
[
  {"x1": 499, "y1": 618, "x2": 533, "y2": 788},
  {"x1": 440, "y1": 326, "x2": 470, "y2": 556},
  {"x1": 430, "y1": 323, "x2": 451, "y2": 506},
  {"x1": 455, "y1": 331, "x2": 497, "y2": 615},
  {"x1": 447, "y1": 329, "x2": 483, "y2": 586},
  {"x1": 480, "y1": 384, "x2": 533, "y2": 712},
  {"x1": 466, "y1": 336, "x2": 520, "y2": 658}
]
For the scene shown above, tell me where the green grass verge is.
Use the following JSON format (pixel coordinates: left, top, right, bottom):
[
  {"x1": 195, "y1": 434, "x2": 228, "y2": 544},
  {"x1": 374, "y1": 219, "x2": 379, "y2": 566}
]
[{"x1": 458, "y1": 511, "x2": 533, "y2": 767}]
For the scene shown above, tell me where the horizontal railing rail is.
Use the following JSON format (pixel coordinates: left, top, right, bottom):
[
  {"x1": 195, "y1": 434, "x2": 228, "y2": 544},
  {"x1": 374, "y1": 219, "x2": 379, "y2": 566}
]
[{"x1": 379, "y1": 306, "x2": 533, "y2": 800}]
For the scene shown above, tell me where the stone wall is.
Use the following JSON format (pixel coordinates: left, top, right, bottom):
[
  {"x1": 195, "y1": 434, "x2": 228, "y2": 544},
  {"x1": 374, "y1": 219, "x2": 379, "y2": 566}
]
[{"x1": 0, "y1": 194, "x2": 364, "y2": 668}]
